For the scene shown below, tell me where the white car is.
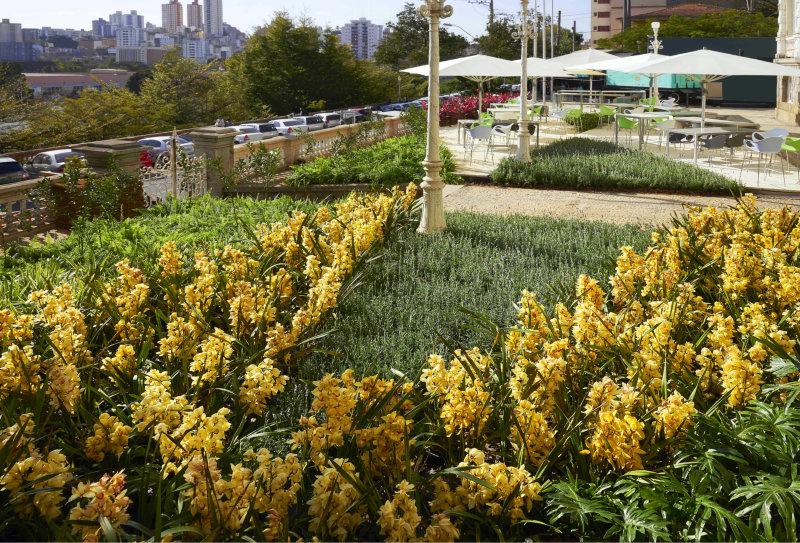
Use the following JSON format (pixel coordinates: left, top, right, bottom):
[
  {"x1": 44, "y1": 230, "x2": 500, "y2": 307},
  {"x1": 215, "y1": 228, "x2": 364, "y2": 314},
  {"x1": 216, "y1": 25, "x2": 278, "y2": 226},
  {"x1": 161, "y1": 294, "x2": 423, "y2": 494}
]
[
  {"x1": 269, "y1": 119, "x2": 307, "y2": 137},
  {"x1": 242, "y1": 123, "x2": 279, "y2": 139},
  {"x1": 319, "y1": 113, "x2": 342, "y2": 129},
  {"x1": 296, "y1": 115, "x2": 325, "y2": 132},
  {"x1": 230, "y1": 125, "x2": 270, "y2": 144}
]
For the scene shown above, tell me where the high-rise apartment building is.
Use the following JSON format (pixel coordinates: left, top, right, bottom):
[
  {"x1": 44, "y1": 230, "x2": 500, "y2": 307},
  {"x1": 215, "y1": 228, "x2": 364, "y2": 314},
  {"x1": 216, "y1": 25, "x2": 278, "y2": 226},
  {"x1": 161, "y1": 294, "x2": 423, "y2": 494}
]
[
  {"x1": 92, "y1": 18, "x2": 115, "y2": 38},
  {"x1": 339, "y1": 18, "x2": 383, "y2": 60},
  {"x1": 109, "y1": 10, "x2": 144, "y2": 30},
  {"x1": 162, "y1": 0, "x2": 184, "y2": 33},
  {"x1": 204, "y1": 0, "x2": 224, "y2": 37},
  {"x1": 0, "y1": 18, "x2": 23, "y2": 43},
  {"x1": 187, "y1": 0, "x2": 203, "y2": 29},
  {"x1": 116, "y1": 26, "x2": 143, "y2": 48},
  {"x1": 590, "y1": 0, "x2": 666, "y2": 46}
]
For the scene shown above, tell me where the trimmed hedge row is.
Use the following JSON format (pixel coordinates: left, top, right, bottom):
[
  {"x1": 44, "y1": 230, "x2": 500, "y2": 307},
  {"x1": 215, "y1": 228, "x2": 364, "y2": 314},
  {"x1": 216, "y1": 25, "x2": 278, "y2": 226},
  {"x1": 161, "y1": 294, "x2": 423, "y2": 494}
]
[{"x1": 490, "y1": 137, "x2": 743, "y2": 195}]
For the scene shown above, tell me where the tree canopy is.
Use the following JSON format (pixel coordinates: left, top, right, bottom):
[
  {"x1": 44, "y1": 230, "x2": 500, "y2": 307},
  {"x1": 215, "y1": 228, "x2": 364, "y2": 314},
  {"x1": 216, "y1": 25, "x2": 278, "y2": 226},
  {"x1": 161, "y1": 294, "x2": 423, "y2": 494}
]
[
  {"x1": 477, "y1": 15, "x2": 583, "y2": 60},
  {"x1": 597, "y1": 10, "x2": 778, "y2": 53},
  {"x1": 374, "y1": 3, "x2": 469, "y2": 70},
  {"x1": 236, "y1": 14, "x2": 397, "y2": 114}
]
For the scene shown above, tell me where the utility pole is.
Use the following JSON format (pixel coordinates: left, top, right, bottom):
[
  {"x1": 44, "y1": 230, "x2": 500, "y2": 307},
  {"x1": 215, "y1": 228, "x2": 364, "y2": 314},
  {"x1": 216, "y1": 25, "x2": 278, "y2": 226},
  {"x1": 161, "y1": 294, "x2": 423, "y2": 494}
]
[
  {"x1": 572, "y1": 20, "x2": 576, "y2": 52},
  {"x1": 557, "y1": 10, "x2": 562, "y2": 49},
  {"x1": 550, "y1": 0, "x2": 554, "y2": 100},
  {"x1": 622, "y1": 0, "x2": 631, "y2": 30}
]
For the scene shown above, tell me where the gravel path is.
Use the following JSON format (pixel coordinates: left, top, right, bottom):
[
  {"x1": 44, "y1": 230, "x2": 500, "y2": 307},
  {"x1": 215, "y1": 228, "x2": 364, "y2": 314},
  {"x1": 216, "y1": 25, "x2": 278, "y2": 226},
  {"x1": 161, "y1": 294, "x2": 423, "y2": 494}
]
[{"x1": 442, "y1": 185, "x2": 800, "y2": 226}]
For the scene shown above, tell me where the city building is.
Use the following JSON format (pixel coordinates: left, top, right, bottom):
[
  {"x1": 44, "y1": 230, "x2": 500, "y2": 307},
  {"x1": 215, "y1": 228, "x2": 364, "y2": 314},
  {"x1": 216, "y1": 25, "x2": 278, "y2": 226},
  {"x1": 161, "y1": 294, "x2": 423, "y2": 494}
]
[
  {"x1": 187, "y1": 0, "x2": 203, "y2": 29},
  {"x1": 116, "y1": 26, "x2": 143, "y2": 48},
  {"x1": 109, "y1": 10, "x2": 145, "y2": 30},
  {"x1": 92, "y1": 18, "x2": 115, "y2": 38},
  {"x1": 22, "y1": 28, "x2": 40, "y2": 43},
  {"x1": 181, "y1": 36, "x2": 208, "y2": 61},
  {"x1": 162, "y1": 0, "x2": 184, "y2": 34},
  {"x1": 23, "y1": 69, "x2": 133, "y2": 98},
  {"x1": 338, "y1": 18, "x2": 383, "y2": 60},
  {"x1": 0, "y1": 18, "x2": 23, "y2": 43},
  {"x1": 776, "y1": 0, "x2": 800, "y2": 124},
  {"x1": 204, "y1": 0, "x2": 224, "y2": 37},
  {"x1": 0, "y1": 43, "x2": 41, "y2": 62},
  {"x1": 589, "y1": 0, "x2": 745, "y2": 46}
]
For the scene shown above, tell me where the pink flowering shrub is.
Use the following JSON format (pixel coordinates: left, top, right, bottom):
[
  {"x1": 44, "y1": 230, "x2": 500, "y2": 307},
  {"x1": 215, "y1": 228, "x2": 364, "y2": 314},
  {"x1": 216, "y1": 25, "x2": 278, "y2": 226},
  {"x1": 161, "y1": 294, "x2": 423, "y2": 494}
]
[{"x1": 422, "y1": 92, "x2": 519, "y2": 126}]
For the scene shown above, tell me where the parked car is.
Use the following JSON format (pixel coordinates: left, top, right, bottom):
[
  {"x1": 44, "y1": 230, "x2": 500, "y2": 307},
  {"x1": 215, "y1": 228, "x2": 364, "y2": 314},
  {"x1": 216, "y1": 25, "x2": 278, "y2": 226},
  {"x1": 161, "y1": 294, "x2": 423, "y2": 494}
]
[
  {"x1": 269, "y1": 119, "x2": 307, "y2": 137},
  {"x1": 230, "y1": 125, "x2": 272, "y2": 145},
  {"x1": 243, "y1": 123, "x2": 279, "y2": 139},
  {"x1": 138, "y1": 136, "x2": 195, "y2": 161},
  {"x1": 295, "y1": 115, "x2": 325, "y2": 132},
  {"x1": 0, "y1": 157, "x2": 28, "y2": 185},
  {"x1": 24, "y1": 149, "x2": 84, "y2": 176},
  {"x1": 319, "y1": 113, "x2": 342, "y2": 129}
]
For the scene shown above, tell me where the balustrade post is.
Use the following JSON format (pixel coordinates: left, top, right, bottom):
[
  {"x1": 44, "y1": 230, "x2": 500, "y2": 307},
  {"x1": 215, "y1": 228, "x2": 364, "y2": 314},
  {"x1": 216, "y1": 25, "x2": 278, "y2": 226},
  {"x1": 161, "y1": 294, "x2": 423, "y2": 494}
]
[
  {"x1": 189, "y1": 126, "x2": 237, "y2": 197},
  {"x1": 74, "y1": 139, "x2": 141, "y2": 176}
]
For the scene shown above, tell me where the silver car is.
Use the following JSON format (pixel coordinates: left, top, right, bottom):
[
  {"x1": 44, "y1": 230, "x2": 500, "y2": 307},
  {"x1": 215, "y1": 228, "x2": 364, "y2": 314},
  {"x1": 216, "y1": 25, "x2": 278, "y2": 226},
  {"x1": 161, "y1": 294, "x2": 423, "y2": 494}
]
[
  {"x1": 138, "y1": 136, "x2": 195, "y2": 161},
  {"x1": 24, "y1": 149, "x2": 84, "y2": 176},
  {"x1": 296, "y1": 115, "x2": 325, "y2": 132},
  {"x1": 320, "y1": 113, "x2": 342, "y2": 129}
]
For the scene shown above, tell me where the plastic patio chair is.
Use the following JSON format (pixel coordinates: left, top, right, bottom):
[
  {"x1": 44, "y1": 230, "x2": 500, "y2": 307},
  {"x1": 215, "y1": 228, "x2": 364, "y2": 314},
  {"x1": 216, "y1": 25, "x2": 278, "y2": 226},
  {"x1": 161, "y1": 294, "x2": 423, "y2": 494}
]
[
  {"x1": 753, "y1": 128, "x2": 789, "y2": 142},
  {"x1": 639, "y1": 97, "x2": 658, "y2": 111},
  {"x1": 599, "y1": 104, "x2": 616, "y2": 126},
  {"x1": 616, "y1": 116, "x2": 638, "y2": 144},
  {"x1": 652, "y1": 119, "x2": 676, "y2": 149},
  {"x1": 742, "y1": 136, "x2": 787, "y2": 186},
  {"x1": 492, "y1": 124, "x2": 516, "y2": 150},
  {"x1": 782, "y1": 136, "x2": 800, "y2": 182},
  {"x1": 465, "y1": 125, "x2": 495, "y2": 164},
  {"x1": 699, "y1": 133, "x2": 730, "y2": 164}
]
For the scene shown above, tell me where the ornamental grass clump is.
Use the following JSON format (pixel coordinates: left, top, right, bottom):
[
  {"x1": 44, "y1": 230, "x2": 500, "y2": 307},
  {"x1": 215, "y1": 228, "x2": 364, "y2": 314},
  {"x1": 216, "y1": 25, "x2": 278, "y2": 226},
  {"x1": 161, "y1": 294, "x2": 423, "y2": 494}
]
[{"x1": 1, "y1": 193, "x2": 800, "y2": 541}]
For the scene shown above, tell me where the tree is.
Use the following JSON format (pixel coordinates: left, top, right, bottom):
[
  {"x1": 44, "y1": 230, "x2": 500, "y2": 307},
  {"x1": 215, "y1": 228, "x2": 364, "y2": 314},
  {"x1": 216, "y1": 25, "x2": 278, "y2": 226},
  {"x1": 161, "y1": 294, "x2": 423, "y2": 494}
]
[
  {"x1": 476, "y1": 16, "x2": 520, "y2": 60},
  {"x1": 237, "y1": 14, "x2": 395, "y2": 114},
  {"x1": 140, "y1": 51, "x2": 259, "y2": 126},
  {"x1": 125, "y1": 65, "x2": 153, "y2": 94},
  {"x1": 374, "y1": 3, "x2": 469, "y2": 70},
  {"x1": 597, "y1": 10, "x2": 777, "y2": 52}
]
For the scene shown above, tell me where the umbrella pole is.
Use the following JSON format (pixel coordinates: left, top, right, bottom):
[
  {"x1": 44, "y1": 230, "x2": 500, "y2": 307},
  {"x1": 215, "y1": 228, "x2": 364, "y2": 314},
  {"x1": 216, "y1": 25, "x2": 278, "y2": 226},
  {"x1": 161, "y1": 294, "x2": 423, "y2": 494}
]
[
  {"x1": 479, "y1": 80, "x2": 484, "y2": 114},
  {"x1": 701, "y1": 79, "x2": 707, "y2": 129}
]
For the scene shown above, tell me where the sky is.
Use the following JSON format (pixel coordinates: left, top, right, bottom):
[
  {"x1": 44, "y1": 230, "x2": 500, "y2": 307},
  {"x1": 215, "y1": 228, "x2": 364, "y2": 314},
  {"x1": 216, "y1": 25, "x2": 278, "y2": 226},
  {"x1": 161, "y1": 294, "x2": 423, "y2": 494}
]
[{"x1": 3, "y1": 0, "x2": 591, "y2": 37}]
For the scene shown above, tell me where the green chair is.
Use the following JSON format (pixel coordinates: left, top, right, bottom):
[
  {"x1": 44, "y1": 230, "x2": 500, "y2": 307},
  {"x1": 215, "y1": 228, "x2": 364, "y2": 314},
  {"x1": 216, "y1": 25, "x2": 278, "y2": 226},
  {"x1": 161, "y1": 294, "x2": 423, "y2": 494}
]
[
  {"x1": 598, "y1": 104, "x2": 616, "y2": 126},
  {"x1": 782, "y1": 136, "x2": 800, "y2": 182},
  {"x1": 531, "y1": 105, "x2": 543, "y2": 120},
  {"x1": 617, "y1": 116, "x2": 639, "y2": 144},
  {"x1": 639, "y1": 97, "x2": 658, "y2": 111}
]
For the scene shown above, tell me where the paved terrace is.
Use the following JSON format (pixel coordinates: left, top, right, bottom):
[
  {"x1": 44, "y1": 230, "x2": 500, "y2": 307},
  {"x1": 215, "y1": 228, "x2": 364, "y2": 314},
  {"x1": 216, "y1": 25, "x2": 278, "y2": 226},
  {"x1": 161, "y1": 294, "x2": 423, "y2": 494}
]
[{"x1": 444, "y1": 107, "x2": 800, "y2": 193}]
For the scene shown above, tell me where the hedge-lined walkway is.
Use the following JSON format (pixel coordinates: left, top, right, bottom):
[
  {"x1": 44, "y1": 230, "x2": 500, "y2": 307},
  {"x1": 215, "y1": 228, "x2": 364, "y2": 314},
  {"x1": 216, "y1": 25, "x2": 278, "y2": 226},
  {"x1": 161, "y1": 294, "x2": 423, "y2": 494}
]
[{"x1": 442, "y1": 184, "x2": 800, "y2": 226}]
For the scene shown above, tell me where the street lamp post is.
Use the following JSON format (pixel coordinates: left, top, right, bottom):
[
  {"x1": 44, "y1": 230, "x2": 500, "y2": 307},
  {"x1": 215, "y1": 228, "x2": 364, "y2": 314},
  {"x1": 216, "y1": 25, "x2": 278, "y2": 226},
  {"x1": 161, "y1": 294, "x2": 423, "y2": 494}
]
[
  {"x1": 417, "y1": 0, "x2": 453, "y2": 234},
  {"x1": 651, "y1": 21, "x2": 661, "y2": 100},
  {"x1": 515, "y1": 0, "x2": 532, "y2": 162}
]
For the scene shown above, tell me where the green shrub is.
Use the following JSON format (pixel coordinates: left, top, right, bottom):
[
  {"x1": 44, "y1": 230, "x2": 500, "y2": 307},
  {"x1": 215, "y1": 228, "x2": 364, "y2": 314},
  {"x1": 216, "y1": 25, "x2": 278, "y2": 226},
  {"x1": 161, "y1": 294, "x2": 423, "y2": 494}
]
[
  {"x1": 286, "y1": 135, "x2": 461, "y2": 187},
  {"x1": 490, "y1": 137, "x2": 743, "y2": 195},
  {"x1": 564, "y1": 112, "x2": 602, "y2": 132}
]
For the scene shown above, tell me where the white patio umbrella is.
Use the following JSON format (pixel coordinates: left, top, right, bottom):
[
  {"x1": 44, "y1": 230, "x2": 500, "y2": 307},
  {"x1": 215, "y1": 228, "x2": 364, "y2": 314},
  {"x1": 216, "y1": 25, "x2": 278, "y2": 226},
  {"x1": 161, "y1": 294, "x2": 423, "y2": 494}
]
[
  {"x1": 568, "y1": 53, "x2": 671, "y2": 99},
  {"x1": 402, "y1": 54, "x2": 521, "y2": 113},
  {"x1": 626, "y1": 49, "x2": 800, "y2": 125},
  {"x1": 546, "y1": 49, "x2": 617, "y2": 101}
]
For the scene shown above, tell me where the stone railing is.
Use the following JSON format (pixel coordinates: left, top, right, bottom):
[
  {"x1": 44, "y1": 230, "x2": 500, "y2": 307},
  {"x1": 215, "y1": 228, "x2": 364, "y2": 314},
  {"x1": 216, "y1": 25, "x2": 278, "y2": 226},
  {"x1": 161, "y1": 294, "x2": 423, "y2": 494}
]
[
  {"x1": 0, "y1": 179, "x2": 51, "y2": 245},
  {"x1": 232, "y1": 116, "x2": 408, "y2": 182}
]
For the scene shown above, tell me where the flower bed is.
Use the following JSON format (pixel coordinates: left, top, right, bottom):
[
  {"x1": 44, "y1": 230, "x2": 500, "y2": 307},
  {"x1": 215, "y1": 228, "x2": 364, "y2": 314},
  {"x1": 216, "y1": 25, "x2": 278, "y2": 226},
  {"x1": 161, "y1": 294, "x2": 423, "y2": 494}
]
[
  {"x1": 437, "y1": 92, "x2": 517, "y2": 126},
  {"x1": 2, "y1": 194, "x2": 799, "y2": 541}
]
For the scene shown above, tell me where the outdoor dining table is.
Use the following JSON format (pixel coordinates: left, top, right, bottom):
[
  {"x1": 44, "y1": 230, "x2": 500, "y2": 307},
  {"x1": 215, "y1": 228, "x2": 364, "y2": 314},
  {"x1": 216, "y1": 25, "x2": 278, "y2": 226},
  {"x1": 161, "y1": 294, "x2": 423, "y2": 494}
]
[
  {"x1": 613, "y1": 111, "x2": 675, "y2": 150},
  {"x1": 457, "y1": 119, "x2": 541, "y2": 149},
  {"x1": 677, "y1": 116, "x2": 761, "y2": 130},
  {"x1": 665, "y1": 126, "x2": 755, "y2": 164}
]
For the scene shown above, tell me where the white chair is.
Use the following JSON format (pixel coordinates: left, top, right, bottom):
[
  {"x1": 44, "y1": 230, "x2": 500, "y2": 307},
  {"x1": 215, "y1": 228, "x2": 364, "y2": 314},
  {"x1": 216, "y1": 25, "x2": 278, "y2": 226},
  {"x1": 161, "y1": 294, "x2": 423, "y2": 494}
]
[
  {"x1": 465, "y1": 125, "x2": 495, "y2": 164},
  {"x1": 652, "y1": 119, "x2": 676, "y2": 150},
  {"x1": 659, "y1": 98, "x2": 677, "y2": 108},
  {"x1": 753, "y1": 128, "x2": 790, "y2": 142},
  {"x1": 742, "y1": 136, "x2": 786, "y2": 185}
]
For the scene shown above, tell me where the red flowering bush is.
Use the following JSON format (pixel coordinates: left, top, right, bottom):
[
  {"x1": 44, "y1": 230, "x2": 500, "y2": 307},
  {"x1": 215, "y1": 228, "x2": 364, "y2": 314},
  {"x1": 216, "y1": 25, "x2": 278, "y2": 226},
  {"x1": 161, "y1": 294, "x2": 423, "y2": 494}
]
[{"x1": 423, "y1": 92, "x2": 519, "y2": 126}]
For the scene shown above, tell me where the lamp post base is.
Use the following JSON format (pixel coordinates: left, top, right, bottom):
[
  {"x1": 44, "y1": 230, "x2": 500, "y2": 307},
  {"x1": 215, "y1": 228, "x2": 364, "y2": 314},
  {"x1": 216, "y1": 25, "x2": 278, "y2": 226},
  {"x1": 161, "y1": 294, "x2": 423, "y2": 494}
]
[
  {"x1": 417, "y1": 161, "x2": 446, "y2": 234},
  {"x1": 516, "y1": 132, "x2": 532, "y2": 162}
]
